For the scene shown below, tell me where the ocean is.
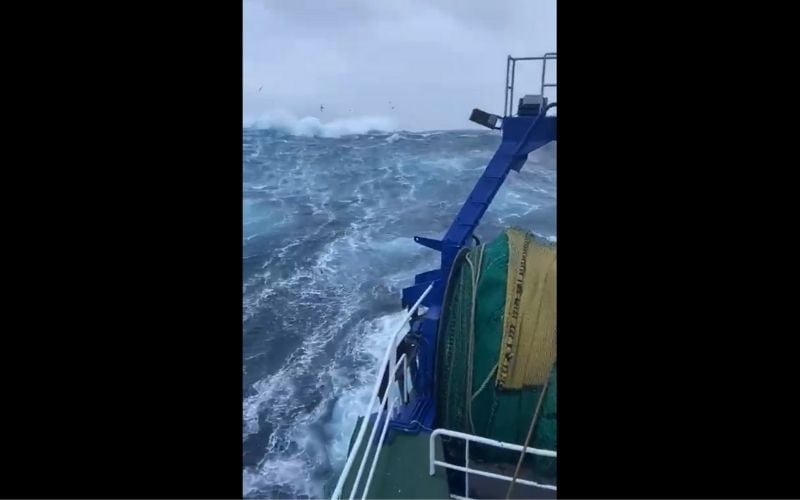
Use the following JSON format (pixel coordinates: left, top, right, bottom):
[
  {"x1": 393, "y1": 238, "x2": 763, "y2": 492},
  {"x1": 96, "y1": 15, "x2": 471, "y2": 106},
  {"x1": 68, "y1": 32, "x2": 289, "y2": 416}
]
[{"x1": 242, "y1": 117, "x2": 556, "y2": 498}]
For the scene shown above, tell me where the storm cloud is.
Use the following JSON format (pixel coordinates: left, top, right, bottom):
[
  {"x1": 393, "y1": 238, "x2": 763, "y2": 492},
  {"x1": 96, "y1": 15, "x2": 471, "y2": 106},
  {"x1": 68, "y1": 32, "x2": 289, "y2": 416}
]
[{"x1": 244, "y1": 0, "x2": 556, "y2": 131}]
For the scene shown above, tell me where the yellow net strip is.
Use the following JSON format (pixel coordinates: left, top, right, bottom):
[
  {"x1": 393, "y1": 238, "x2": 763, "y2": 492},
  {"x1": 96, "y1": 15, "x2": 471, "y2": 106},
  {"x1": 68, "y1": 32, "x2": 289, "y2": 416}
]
[{"x1": 497, "y1": 228, "x2": 556, "y2": 390}]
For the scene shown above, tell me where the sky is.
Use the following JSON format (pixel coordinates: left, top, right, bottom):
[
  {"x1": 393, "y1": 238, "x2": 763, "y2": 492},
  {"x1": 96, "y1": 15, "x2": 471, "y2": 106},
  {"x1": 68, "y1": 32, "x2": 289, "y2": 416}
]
[{"x1": 243, "y1": 0, "x2": 556, "y2": 131}]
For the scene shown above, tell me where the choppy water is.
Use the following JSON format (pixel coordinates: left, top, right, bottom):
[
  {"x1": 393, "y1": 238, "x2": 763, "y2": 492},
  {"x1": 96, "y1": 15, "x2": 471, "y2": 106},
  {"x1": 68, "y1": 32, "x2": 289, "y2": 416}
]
[{"x1": 243, "y1": 123, "x2": 555, "y2": 498}]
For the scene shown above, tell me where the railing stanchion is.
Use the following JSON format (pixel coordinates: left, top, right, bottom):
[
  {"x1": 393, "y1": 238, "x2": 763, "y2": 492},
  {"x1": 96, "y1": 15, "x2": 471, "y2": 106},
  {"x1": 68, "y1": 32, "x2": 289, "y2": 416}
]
[{"x1": 464, "y1": 439, "x2": 470, "y2": 497}]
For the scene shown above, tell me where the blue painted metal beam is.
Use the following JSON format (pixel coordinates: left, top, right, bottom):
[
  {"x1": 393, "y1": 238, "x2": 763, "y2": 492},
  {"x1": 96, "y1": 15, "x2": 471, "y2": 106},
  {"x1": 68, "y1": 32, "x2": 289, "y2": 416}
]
[
  {"x1": 394, "y1": 105, "x2": 556, "y2": 434},
  {"x1": 440, "y1": 109, "x2": 556, "y2": 273}
]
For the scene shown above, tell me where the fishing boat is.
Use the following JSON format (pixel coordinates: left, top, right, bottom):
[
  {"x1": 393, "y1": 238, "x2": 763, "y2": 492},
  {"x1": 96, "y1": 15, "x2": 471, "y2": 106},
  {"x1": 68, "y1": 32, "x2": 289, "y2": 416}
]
[{"x1": 330, "y1": 53, "x2": 557, "y2": 500}]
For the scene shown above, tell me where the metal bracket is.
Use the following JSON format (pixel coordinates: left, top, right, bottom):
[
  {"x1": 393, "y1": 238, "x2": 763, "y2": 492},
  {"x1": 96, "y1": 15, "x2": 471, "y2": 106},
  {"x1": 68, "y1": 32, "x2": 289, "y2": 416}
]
[{"x1": 414, "y1": 236, "x2": 443, "y2": 252}]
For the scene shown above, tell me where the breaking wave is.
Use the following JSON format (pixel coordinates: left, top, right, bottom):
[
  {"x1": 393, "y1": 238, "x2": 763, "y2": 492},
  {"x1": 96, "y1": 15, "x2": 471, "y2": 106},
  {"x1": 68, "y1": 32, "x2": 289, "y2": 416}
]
[{"x1": 244, "y1": 111, "x2": 397, "y2": 138}]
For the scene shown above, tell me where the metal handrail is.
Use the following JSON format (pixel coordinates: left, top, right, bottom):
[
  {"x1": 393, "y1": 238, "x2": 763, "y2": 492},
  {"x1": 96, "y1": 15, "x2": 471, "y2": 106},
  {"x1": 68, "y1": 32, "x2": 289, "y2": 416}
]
[
  {"x1": 504, "y1": 53, "x2": 557, "y2": 117},
  {"x1": 360, "y1": 395, "x2": 399, "y2": 500},
  {"x1": 429, "y1": 428, "x2": 557, "y2": 498},
  {"x1": 347, "y1": 355, "x2": 407, "y2": 500},
  {"x1": 331, "y1": 283, "x2": 434, "y2": 500}
]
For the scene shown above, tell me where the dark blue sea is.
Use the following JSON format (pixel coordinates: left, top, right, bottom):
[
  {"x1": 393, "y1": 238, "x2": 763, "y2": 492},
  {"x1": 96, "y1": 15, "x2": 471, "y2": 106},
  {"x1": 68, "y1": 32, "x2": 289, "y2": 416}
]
[{"x1": 242, "y1": 119, "x2": 556, "y2": 498}]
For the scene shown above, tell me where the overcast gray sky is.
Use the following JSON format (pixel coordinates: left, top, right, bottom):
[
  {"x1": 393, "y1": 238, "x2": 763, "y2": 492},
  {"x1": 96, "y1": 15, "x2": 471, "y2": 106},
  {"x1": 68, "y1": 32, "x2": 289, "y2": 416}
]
[{"x1": 243, "y1": 0, "x2": 556, "y2": 131}]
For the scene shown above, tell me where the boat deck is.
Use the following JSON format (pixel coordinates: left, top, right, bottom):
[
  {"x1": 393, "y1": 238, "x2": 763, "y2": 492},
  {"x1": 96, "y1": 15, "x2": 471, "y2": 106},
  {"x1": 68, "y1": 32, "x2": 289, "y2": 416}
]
[
  {"x1": 339, "y1": 416, "x2": 450, "y2": 499},
  {"x1": 337, "y1": 416, "x2": 555, "y2": 499}
]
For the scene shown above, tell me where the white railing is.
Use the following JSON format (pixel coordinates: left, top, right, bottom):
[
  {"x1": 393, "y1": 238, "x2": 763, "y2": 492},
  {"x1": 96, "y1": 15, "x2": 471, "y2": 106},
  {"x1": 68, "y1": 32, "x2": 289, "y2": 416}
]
[
  {"x1": 331, "y1": 283, "x2": 434, "y2": 500},
  {"x1": 429, "y1": 428, "x2": 557, "y2": 498}
]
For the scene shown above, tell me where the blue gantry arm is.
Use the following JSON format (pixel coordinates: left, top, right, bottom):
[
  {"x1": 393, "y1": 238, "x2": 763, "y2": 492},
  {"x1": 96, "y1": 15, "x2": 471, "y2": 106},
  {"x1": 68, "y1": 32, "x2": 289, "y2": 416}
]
[{"x1": 391, "y1": 104, "x2": 556, "y2": 433}]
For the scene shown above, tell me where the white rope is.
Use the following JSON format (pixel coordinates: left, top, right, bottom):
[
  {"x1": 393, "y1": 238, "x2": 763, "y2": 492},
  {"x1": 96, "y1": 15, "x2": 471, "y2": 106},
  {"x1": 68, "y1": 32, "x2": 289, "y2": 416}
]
[
  {"x1": 464, "y1": 243, "x2": 485, "y2": 434},
  {"x1": 505, "y1": 363, "x2": 554, "y2": 499},
  {"x1": 470, "y1": 362, "x2": 498, "y2": 404}
]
